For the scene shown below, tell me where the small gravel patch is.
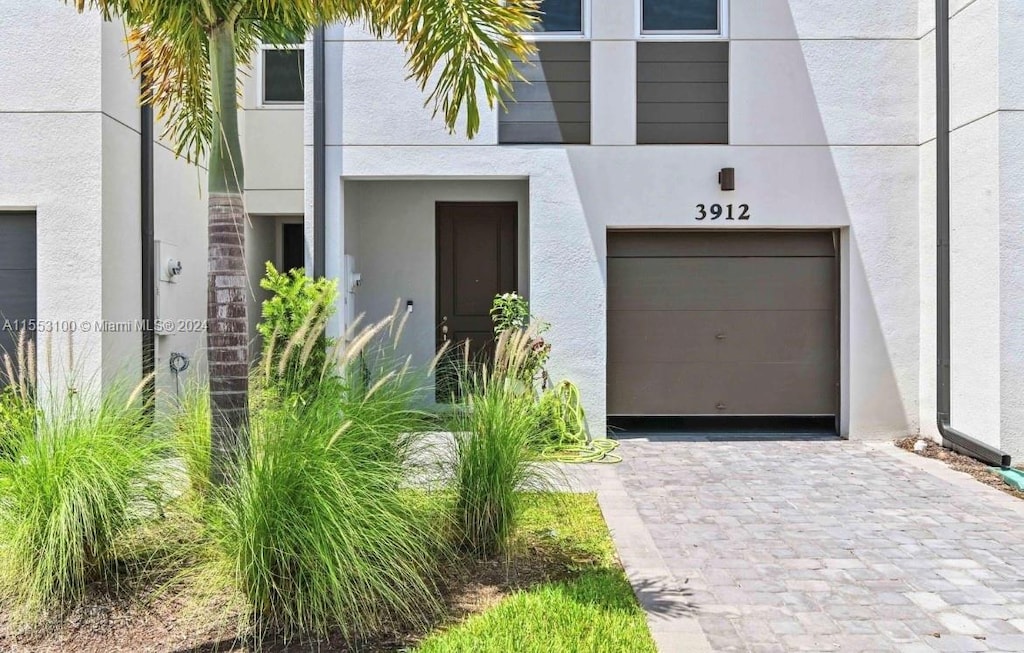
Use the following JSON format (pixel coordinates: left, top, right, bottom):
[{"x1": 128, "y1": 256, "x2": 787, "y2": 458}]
[{"x1": 895, "y1": 437, "x2": 1024, "y2": 501}]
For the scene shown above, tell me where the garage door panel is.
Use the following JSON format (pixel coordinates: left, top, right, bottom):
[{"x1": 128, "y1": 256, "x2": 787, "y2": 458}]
[
  {"x1": 608, "y1": 230, "x2": 835, "y2": 258},
  {"x1": 607, "y1": 362, "x2": 836, "y2": 416},
  {"x1": 608, "y1": 362, "x2": 718, "y2": 414},
  {"x1": 0, "y1": 214, "x2": 36, "y2": 270},
  {"x1": 608, "y1": 258, "x2": 836, "y2": 311},
  {"x1": 607, "y1": 310, "x2": 721, "y2": 363},
  {"x1": 0, "y1": 214, "x2": 36, "y2": 388},
  {"x1": 0, "y1": 271, "x2": 36, "y2": 322},
  {"x1": 714, "y1": 310, "x2": 836, "y2": 364},
  {"x1": 609, "y1": 309, "x2": 836, "y2": 365}
]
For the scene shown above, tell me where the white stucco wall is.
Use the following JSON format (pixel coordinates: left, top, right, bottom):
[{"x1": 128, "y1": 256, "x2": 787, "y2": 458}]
[
  {"x1": 946, "y1": 0, "x2": 1002, "y2": 444},
  {"x1": 916, "y1": 0, "x2": 1024, "y2": 459},
  {"x1": 309, "y1": 2, "x2": 930, "y2": 439},
  {"x1": 241, "y1": 56, "x2": 305, "y2": 216},
  {"x1": 244, "y1": 215, "x2": 276, "y2": 358},
  {"x1": 996, "y1": 2, "x2": 1024, "y2": 459},
  {"x1": 0, "y1": 3, "x2": 106, "y2": 390},
  {"x1": 999, "y1": 112, "x2": 1024, "y2": 460}
]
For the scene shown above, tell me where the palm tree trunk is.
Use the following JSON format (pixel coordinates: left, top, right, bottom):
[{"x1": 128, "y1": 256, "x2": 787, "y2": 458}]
[{"x1": 207, "y1": 20, "x2": 248, "y2": 484}]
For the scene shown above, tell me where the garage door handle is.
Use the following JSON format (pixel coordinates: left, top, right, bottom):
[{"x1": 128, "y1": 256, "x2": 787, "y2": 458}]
[
  {"x1": 716, "y1": 403, "x2": 726, "y2": 410},
  {"x1": 715, "y1": 333, "x2": 727, "y2": 340}
]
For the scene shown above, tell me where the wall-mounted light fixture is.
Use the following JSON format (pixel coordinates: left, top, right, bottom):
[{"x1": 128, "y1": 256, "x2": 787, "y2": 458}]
[{"x1": 718, "y1": 168, "x2": 736, "y2": 191}]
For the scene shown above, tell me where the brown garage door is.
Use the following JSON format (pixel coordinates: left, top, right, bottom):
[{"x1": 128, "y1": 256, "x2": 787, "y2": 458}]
[{"x1": 607, "y1": 231, "x2": 837, "y2": 417}]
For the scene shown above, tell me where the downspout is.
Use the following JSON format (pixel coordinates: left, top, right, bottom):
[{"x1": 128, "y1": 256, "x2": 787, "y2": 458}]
[
  {"x1": 312, "y1": 26, "x2": 326, "y2": 279},
  {"x1": 935, "y1": 0, "x2": 1011, "y2": 467},
  {"x1": 140, "y1": 71, "x2": 156, "y2": 409}
]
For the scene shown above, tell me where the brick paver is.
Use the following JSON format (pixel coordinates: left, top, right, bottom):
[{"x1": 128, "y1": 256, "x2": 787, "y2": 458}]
[{"x1": 609, "y1": 438, "x2": 1024, "y2": 652}]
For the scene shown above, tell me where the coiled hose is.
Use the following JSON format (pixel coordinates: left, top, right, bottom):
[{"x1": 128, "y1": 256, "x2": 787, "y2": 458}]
[{"x1": 536, "y1": 380, "x2": 621, "y2": 464}]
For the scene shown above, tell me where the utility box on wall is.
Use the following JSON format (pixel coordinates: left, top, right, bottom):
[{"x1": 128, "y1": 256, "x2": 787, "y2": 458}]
[{"x1": 154, "y1": 240, "x2": 180, "y2": 335}]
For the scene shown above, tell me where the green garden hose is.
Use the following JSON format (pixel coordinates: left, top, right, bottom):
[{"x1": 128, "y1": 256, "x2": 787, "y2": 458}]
[{"x1": 535, "y1": 380, "x2": 621, "y2": 464}]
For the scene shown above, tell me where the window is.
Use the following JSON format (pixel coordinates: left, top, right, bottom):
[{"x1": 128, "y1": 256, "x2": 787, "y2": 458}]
[
  {"x1": 261, "y1": 44, "x2": 304, "y2": 104},
  {"x1": 642, "y1": 0, "x2": 723, "y2": 34},
  {"x1": 533, "y1": 0, "x2": 585, "y2": 35}
]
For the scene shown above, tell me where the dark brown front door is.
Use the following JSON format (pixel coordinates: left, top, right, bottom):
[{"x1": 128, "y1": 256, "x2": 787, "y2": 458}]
[{"x1": 435, "y1": 202, "x2": 518, "y2": 398}]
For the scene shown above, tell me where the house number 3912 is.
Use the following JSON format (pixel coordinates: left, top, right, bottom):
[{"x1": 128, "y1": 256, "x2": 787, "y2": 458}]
[{"x1": 695, "y1": 204, "x2": 751, "y2": 221}]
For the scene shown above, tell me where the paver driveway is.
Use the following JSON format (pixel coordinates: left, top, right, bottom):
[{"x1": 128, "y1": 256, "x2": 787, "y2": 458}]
[{"x1": 595, "y1": 438, "x2": 1024, "y2": 652}]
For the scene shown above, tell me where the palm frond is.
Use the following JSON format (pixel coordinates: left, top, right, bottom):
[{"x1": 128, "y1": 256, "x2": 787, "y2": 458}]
[
  {"x1": 64, "y1": 0, "x2": 539, "y2": 156},
  {"x1": 129, "y1": 24, "x2": 214, "y2": 163},
  {"x1": 378, "y1": 0, "x2": 539, "y2": 136}
]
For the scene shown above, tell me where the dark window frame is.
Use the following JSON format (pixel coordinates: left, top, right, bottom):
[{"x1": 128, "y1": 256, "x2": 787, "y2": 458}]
[
  {"x1": 639, "y1": 0, "x2": 728, "y2": 37},
  {"x1": 261, "y1": 44, "x2": 305, "y2": 105},
  {"x1": 528, "y1": 0, "x2": 588, "y2": 38}
]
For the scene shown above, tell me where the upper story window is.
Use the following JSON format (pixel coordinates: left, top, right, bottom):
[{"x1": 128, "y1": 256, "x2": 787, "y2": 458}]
[
  {"x1": 641, "y1": 0, "x2": 726, "y2": 36},
  {"x1": 261, "y1": 40, "x2": 304, "y2": 104},
  {"x1": 532, "y1": 0, "x2": 586, "y2": 36}
]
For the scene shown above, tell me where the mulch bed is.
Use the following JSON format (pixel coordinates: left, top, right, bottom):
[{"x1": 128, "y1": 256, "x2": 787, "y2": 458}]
[
  {"x1": 0, "y1": 548, "x2": 576, "y2": 652},
  {"x1": 896, "y1": 436, "x2": 1024, "y2": 501}
]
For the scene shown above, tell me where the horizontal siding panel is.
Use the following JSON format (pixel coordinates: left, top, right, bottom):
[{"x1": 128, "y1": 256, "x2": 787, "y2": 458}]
[
  {"x1": 637, "y1": 42, "x2": 729, "y2": 144},
  {"x1": 637, "y1": 62, "x2": 729, "y2": 83},
  {"x1": 638, "y1": 122, "x2": 728, "y2": 144},
  {"x1": 525, "y1": 41, "x2": 591, "y2": 62},
  {"x1": 508, "y1": 80, "x2": 590, "y2": 103},
  {"x1": 637, "y1": 102, "x2": 728, "y2": 124},
  {"x1": 499, "y1": 122, "x2": 590, "y2": 144},
  {"x1": 637, "y1": 82, "x2": 728, "y2": 104},
  {"x1": 501, "y1": 43, "x2": 589, "y2": 145},
  {"x1": 514, "y1": 60, "x2": 591, "y2": 82},
  {"x1": 637, "y1": 42, "x2": 729, "y2": 63},
  {"x1": 502, "y1": 101, "x2": 590, "y2": 123}
]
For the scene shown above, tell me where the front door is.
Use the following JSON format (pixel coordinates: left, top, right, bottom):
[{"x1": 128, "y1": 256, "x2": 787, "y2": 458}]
[{"x1": 435, "y1": 202, "x2": 518, "y2": 400}]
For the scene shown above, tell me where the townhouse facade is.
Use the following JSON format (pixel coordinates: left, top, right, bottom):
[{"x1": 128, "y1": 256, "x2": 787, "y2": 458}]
[
  {"x1": 304, "y1": 0, "x2": 1024, "y2": 460},
  {"x1": 1, "y1": 1, "x2": 1022, "y2": 460}
]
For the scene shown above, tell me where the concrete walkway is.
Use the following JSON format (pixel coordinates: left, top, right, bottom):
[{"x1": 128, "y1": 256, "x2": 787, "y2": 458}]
[{"x1": 569, "y1": 438, "x2": 1024, "y2": 653}]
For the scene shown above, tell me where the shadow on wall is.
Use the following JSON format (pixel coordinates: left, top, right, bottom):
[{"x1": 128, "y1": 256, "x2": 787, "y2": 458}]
[{"x1": 562, "y1": 2, "x2": 912, "y2": 438}]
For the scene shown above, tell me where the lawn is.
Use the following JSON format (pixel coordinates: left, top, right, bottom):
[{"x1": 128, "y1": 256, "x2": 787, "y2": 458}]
[{"x1": 417, "y1": 493, "x2": 656, "y2": 653}]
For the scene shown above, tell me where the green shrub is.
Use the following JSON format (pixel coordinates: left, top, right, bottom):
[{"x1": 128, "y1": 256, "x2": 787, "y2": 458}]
[
  {"x1": 0, "y1": 336, "x2": 37, "y2": 460},
  {"x1": 205, "y1": 315, "x2": 445, "y2": 639},
  {"x1": 0, "y1": 382, "x2": 167, "y2": 622},
  {"x1": 489, "y1": 293, "x2": 550, "y2": 390},
  {"x1": 0, "y1": 387, "x2": 33, "y2": 461},
  {"x1": 447, "y1": 329, "x2": 552, "y2": 557},
  {"x1": 490, "y1": 292, "x2": 532, "y2": 333},
  {"x1": 257, "y1": 262, "x2": 338, "y2": 392}
]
